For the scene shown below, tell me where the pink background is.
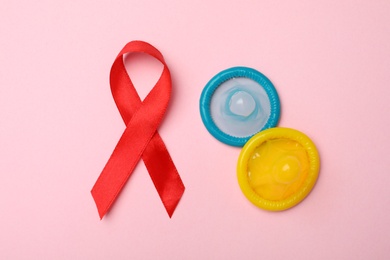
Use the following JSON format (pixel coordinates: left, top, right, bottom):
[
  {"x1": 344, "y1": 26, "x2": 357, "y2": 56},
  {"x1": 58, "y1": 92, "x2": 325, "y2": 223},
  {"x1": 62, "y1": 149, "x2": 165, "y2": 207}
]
[{"x1": 1, "y1": 0, "x2": 390, "y2": 259}]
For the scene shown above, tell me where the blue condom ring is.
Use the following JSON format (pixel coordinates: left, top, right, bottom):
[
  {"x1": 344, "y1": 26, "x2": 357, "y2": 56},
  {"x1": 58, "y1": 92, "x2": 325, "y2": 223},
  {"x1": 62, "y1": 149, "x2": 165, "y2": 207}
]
[{"x1": 200, "y1": 67, "x2": 281, "y2": 147}]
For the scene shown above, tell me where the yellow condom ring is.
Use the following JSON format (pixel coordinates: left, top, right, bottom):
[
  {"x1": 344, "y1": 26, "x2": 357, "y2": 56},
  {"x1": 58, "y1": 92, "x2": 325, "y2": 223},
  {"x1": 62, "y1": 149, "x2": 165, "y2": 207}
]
[{"x1": 237, "y1": 127, "x2": 320, "y2": 211}]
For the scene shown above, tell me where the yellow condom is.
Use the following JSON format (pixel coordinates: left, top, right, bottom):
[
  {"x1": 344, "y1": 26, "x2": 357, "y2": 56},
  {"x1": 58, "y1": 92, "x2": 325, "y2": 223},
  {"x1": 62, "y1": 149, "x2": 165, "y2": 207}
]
[{"x1": 237, "y1": 127, "x2": 320, "y2": 211}]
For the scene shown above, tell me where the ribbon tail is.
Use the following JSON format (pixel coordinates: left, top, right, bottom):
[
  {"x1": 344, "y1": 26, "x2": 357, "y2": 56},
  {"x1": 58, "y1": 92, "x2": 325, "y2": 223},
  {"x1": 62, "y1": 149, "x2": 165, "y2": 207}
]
[
  {"x1": 91, "y1": 189, "x2": 110, "y2": 220},
  {"x1": 143, "y1": 132, "x2": 185, "y2": 217},
  {"x1": 91, "y1": 112, "x2": 156, "y2": 219}
]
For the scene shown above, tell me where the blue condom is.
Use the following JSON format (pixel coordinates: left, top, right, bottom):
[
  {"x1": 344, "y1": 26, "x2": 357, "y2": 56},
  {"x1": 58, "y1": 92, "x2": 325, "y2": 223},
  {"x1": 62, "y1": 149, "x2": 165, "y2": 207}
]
[{"x1": 200, "y1": 67, "x2": 280, "y2": 147}]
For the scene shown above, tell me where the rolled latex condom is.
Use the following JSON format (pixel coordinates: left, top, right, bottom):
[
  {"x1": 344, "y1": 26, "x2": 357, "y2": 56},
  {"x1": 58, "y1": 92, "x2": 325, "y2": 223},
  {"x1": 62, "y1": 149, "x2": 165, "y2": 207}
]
[
  {"x1": 237, "y1": 128, "x2": 320, "y2": 211},
  {"x1": 200, "y1": 67, "x2": 280, "y2": 147}
]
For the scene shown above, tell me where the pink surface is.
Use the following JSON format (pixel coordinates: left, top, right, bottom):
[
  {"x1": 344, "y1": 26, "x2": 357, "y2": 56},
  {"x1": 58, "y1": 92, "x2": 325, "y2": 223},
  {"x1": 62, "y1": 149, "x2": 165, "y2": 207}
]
[{"x1": 1, "y1": 1, "x2": 390, "y2": 259}]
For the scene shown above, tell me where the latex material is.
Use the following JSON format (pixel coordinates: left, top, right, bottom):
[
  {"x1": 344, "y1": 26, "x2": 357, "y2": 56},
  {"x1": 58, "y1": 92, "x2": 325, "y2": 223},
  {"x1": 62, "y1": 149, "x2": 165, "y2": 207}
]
[
  {"x1": 247, "y1": 139, "x2": 309, "y2": 201},
  {"x1": 200, "y1": 67, "x2": 280, "y2": 147},
  {"x1": 237, "y1": 128, "x2": 320, "y2": 211},
  {"x1": 210, "y1": 77, "x2": 271, "y2": 138}
]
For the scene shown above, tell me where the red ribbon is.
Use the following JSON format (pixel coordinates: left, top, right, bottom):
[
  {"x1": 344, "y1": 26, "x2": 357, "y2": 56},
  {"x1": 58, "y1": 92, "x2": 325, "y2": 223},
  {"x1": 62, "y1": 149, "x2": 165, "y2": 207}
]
[{"x1": 91, "y1": 41, "x2": 185, "y2": 219}]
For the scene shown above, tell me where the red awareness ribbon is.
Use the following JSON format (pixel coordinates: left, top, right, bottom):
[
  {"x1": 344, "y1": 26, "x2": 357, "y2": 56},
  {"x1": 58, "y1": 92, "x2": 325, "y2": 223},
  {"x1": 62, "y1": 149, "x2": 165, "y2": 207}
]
[{"x1": 91, "y1": 41, "x2": 185, "y2": 219}]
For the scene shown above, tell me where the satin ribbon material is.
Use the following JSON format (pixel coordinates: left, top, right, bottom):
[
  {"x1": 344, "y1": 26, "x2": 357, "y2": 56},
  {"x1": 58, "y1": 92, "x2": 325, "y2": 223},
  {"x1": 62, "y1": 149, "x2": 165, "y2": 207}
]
[{"x1": 91, "y1": 41, "x2": 185, "y2": 219}]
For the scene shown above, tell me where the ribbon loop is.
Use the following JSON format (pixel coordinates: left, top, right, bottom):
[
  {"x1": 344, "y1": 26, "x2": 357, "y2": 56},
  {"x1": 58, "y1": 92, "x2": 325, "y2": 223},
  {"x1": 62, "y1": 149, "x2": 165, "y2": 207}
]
[{"x1": 91, "y1": 41, "x2": 185, "y2": 219}]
